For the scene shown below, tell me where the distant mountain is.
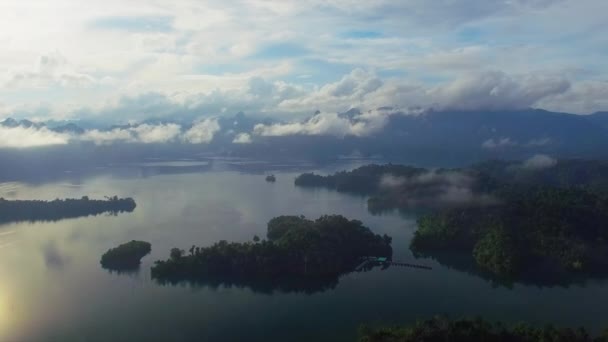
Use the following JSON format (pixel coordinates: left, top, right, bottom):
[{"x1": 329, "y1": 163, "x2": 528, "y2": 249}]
[
  {"x1": 376, "y1": 109, "x2": 608, "y2": 153},
  {"x1": 52, "y1": 123, "x2": 85, "y2": 134},
  {"x1": 4, "y1": 109, "x2": 608, "y2": 166},
  {"x1": 0, "y1": 118, "x2": 19, "y2": 127},
  {"x1": 1, "y1": 118, "x2": 45, "y2": 129}
]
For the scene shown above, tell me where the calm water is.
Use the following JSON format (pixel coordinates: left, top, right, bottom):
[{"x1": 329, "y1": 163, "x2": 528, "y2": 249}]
[{"x1": 1, "y1": 161, "x2": 608, "y2": 341}]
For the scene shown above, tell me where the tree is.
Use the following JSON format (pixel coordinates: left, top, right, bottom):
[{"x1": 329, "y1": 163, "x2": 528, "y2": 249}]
[{"x1": 170, "y1": 248, "x2": 183, "y2": 260}]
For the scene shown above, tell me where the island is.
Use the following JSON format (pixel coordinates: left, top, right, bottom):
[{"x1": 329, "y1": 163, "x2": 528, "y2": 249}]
[
  {"x1": 100, "y1": 240, "x2": 152, "y2": 271},
  {"x1": 0, "y1": 195, "x2": 137, "y2": 225},
  {"x1": 295, "y1": 160, "x2": 608, "y2": 284},
  {"x1": 151, "y1": 215, "x2": 392, "y2": 293},
  {"x1": 265, "y1": 174, "x2": 276, "y2": 182},
  {"x1": 359, "y1": 316, "x2": 608, "y2": 342}
]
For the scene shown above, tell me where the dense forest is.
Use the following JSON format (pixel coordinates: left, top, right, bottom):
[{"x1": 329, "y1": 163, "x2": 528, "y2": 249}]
[
  {"x1": 0, "y1": 196, "x2": 136, "y2": 225},
  {"x1": 359, "y1": 316, "x2": 608, "y2": 342},
  {"x1": 296, "y1": 160, "x2": 608, "y2": 283},
  {"x1": 151, "y1": 215, "x2": 392, "y2": 292},
  {"x1": 100, "y1": 240, "x2": 152, "y2": 271},
  {"x1": 411, "y1": 186, "x2": 608, "y2": 279}
]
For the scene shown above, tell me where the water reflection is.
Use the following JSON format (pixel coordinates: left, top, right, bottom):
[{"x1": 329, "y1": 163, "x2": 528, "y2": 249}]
[
  {"x1": 151, "y1": 261, "x2": 400, "y2": 295},
  {"x1": 0, "y1": 157, "x2": 377, "y2": 187},
  {"x1": 2, "y1": 165, "x2": 608, "y2": 341},
  {"x1": 0, "y1": 197, "x2": 136, "y2": 226},
  {"x1": 415, "y1": 251, "x2": 608, "y2": 289},
  {"x1": 42, "y1": 240, "x2": 71, "y2": 271}
]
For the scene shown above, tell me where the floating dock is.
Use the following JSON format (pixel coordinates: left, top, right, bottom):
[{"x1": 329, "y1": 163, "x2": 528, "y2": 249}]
[{"x1": 355, "y1": 256, "x2": 432, "y2": 271}]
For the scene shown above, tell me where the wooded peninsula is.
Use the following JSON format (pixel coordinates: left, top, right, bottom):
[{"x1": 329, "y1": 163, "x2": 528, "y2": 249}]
[
  {"x1": 296, "y1": 160, "x2": 608, "y2": 283},
  {"x1": 0, "y1": 196, "x2": 136, "y2": 225}
]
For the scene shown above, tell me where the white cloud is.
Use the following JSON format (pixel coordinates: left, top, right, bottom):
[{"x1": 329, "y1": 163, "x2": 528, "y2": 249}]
[
  {"x1": 522, "y1": 154, "x2": 557, "y2": 170},
  {"x1": 0, "y1": 0, "x2": 606, "y2": 120},
  {"x1": 132, "y1": 123, "x2": 181, "y2": 143},
  {"x1": 253, "y1": 109, "x2": 390, "y2": 137},
  {"x1": 232, "y1": 132, "x2": 252, "y2": 144},
  {"x1": 81, "y1": 122, "x2": 210, "y2": 145},
  {"x1": 378, "y1": 170, "x2": 499, "y2": 208},
  {"x1": 429, "y1": 71, "x2": 571, "y2": 111},
  {"x1": 0, "y1": 126, "x2": 70, "y2": 148},
  {"x1": 182, "y1": 118, "x2": 220, "y2": 144},
  {"x1": 81, "y1": 128, "x2": 135, "y2": 145}
]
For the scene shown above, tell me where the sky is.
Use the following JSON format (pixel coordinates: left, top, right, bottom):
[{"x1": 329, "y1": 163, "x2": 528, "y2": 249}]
[{"x1": 1, "y1": 0, "x2": 607, "y2": 124}]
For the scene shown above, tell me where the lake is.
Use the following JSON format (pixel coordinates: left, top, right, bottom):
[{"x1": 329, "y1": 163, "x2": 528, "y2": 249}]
[{"x1": 1, "y1": 159, "x2": 608, "y2": 341}]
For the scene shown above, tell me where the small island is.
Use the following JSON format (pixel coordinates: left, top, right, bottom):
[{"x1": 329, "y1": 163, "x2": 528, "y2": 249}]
[
  {"x1": 0, "y1": 195, "x2": 136, "y2": 225},
  {"x1": 265, "y1": 174, "x2": 276, "y2": 182},
  {"x1": 151, "y1": 215, "x2": 392, "y2": 292},
  {"x1": 100, "y1": 240, "x2": 152, "y2": 271},
  {"x1": 359, "y1": 316, "x2": 608, "y2": 342}
]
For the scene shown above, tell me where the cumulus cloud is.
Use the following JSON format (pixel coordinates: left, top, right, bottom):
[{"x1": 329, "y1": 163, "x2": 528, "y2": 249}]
[
  {"x1": 429, "y1": 71, "x2": 571, "y2": 111},
  {"x1": 536, "y1": 80, "x2": 608, "y2": 114},
  {"x1": 131, "y1": 123, "x2": 181, "y2": 143},
  {"x1": 269, "y1": 69, "x2": 574, "y2": 122},
  {"x1": 253, "y1": 108, "x2": 391, "y2": 137},
  {"x1": 81, "y1": 121, "x2": 216, "y2": 145},
  {"x1": 182, "y1": 118, "x2": 221, "y2": 144},
  {"x1": 0, "y1": 125, "x2": 70, "y2": 148},
  {"x1": 81, "y1": 128, "x2": 135, "y2": 145},
  {"x1": 232, "y1": 133, "x2": 252, "y2": 144},
  {"x1": 521, "y1": 154, "x2": 557, "y2": 170},
  {"x1": 1, "y1": 0, "x2": 606, "y2": 119},
  {"x1": 378, "y1": 171, "x2": 498, "y2": 208}
]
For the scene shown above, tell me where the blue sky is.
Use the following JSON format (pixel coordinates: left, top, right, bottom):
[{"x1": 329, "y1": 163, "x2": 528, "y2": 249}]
[{"x1": 0, "y1": 0, "x2": 607, "y2": 123}]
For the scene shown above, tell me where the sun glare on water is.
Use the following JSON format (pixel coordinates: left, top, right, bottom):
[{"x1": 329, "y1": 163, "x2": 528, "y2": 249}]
[{"x1": 0, "y1": 290, "x2": 12, "y2": 336}]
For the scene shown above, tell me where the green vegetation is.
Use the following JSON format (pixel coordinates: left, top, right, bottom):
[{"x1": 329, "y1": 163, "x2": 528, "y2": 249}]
[
  {"x1": 151, "y1": 215, "x2": 392, "y2": 290},
  {"x1": 359, "y1": 316, "x2": 608, "y2": 342},
  {"x1": 0, "y1": 196, "x2": 136, "y2": 225},
  {"x1": 411, "y1": 187, "x2": 608, "y2": 279},
  {"x1": 100, "y1": 240, "x2": 152, "y2": 270},
  {"x1": 296, "y1": 160, "x2": 608, "y2": 283}
]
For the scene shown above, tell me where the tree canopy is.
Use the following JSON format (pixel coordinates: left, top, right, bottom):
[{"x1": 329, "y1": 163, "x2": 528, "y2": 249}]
[{"x1": 151, "y1": 215, "x2": 392, "y2": 293}]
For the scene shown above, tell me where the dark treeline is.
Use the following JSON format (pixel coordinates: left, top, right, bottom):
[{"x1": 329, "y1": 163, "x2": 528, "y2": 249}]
[
  {"x1": 151, "y1": 215, "x2": 392, "y2": 293},
  {"x1": 295, "y1": 160, "x2": 608, "y2": 285},
  {"x1": 100, "y1": 240, "x2": 151, "y2": 271},
  {"x1": 295, "y1": 164, "x2": 427, "y2": 195},
  {"x1": 0, "y1": 196, "x2": 136, "y2": 225},
  {"x1": 359, "y1": 316, "x2": 608, "y2": 342}
]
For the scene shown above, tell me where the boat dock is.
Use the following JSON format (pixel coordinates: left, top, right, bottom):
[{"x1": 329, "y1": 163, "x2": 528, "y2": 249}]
[{"x1": 355, "y1": 256, "x2": 432, "y2": 271}]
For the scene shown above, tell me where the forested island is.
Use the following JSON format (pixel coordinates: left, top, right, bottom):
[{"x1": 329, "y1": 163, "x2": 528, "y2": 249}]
[
  {"x1": 296, "y1": 159, "x2": 608, "y2": 284},
  {"x1": 0, "y1": 196, "x2": 136, "y2": 225},
  {"x1": 359, "y1": 316, "x2": 608, "y2": 342},
  {"x1": 100, "y1": 240, "x2": 152, "y2": 271},
  {"x1": 151, "y1": 215, "x2": 392, "y2": 292}
]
